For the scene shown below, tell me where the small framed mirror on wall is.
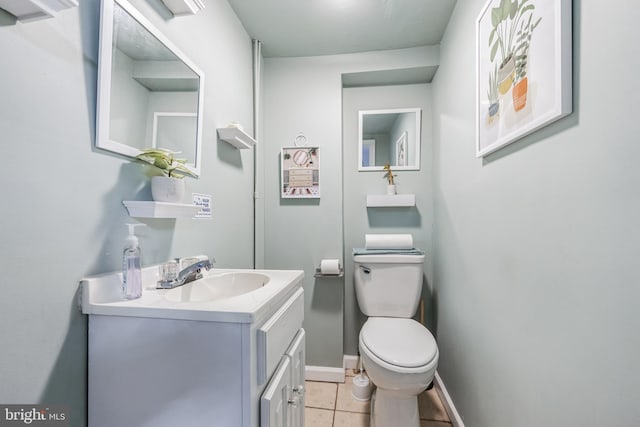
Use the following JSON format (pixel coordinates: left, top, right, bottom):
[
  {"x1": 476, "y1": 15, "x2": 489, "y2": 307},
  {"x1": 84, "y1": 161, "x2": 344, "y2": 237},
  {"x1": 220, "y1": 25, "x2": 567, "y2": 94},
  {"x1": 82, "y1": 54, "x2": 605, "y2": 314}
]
[
  {"x1": 358, "y1": 108, "x2": 421, "y2": 171},
  {"x1": 96, "y1": 0, "x2": 205, "y2": 176}
]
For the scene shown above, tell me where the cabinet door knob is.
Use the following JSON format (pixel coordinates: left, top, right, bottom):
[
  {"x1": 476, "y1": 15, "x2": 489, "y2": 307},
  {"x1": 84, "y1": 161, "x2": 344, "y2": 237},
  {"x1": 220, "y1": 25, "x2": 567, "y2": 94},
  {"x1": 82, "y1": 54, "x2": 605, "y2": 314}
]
[{"x1": 288, "y1": 385, "x2": 305, "y2": 407}]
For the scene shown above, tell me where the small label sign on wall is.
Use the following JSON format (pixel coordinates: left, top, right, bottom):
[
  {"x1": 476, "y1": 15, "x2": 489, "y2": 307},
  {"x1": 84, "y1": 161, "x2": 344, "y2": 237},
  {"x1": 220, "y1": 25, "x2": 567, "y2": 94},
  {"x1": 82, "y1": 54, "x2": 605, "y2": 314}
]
[{"x1": 192, "y1": 193, "x2": 212, "y2": 219}]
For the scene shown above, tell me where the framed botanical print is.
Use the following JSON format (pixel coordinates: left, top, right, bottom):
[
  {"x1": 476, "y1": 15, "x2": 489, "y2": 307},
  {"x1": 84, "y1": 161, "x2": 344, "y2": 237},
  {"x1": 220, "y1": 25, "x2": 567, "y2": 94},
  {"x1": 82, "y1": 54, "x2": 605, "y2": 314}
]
[{"x1": 476, "y1": 0, "x2": 572, "y2": 157}]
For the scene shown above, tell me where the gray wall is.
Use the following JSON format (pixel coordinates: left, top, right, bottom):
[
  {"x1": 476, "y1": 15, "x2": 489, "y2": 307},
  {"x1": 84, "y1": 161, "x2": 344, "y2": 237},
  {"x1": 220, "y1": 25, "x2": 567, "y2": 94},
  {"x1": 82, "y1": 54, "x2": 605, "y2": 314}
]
[
  {"x1": 0, "y1": 1, "x2": 254, "y2": 425},
  {"x1": 262, "y1": 56, "x2": 345, "y2": 367},
  {"x1": 342, "y1": 84, "x2": 434, "y2": 356},
  {"x1": 433, "y1": 1, "x2": 640, "y2": 426},
  {"x1": 262, "y1": 47, "x2": 438, "y2": 367}
]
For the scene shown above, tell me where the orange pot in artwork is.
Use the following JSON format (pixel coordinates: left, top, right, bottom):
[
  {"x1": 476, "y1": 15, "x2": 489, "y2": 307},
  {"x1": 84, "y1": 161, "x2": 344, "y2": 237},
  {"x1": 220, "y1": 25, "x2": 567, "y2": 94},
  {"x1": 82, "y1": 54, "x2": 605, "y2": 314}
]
[{"x1": 512, "y1": 77, "x2": 528, "y2": 112}]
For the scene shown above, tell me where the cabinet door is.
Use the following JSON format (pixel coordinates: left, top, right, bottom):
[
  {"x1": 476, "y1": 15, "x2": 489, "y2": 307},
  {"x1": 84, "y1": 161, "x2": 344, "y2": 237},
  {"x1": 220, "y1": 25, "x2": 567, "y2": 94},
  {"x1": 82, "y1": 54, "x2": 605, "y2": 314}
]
[
  {"x1": 286, "y1": 329, "x2": 306, "y2": 427},
  {"x1": 257, "y1": 288, "x2": 304, "y2": 385},
  {"x1": 261, "y1": 357, "x2": 291, "y2": 427}
]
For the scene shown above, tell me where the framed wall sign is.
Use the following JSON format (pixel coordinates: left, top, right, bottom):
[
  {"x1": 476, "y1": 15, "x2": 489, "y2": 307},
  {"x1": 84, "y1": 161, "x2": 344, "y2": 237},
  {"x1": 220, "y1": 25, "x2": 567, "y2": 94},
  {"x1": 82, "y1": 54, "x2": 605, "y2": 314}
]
[
  {"x1": 281, "y1": 147, "x2": 320, "y2": 198},
  {"x1": 476, "y1": 0, "x2": 572, "y2": 157}
]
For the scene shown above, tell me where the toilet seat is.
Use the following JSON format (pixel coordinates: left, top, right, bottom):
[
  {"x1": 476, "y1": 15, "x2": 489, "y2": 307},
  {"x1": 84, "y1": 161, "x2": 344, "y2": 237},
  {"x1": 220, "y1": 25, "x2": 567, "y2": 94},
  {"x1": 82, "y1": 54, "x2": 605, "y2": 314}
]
[{"x1": 360, "y1": 318, "x2": 437, "y2": 368}]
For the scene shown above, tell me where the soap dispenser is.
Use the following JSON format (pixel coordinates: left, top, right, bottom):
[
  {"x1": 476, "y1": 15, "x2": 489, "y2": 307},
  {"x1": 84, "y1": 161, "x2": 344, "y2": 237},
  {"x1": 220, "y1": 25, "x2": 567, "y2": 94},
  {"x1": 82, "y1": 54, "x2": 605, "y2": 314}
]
[{"x1": 123, "y1": 223, "x2": 145, "y2": 300}]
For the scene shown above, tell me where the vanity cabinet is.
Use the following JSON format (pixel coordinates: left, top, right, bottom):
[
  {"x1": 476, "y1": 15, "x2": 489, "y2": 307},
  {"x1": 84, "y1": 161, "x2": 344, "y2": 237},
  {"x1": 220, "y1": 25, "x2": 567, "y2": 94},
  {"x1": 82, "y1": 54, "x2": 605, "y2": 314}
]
[{"x1": 85, "y1": 275, "x2": 304, "y2": 427}]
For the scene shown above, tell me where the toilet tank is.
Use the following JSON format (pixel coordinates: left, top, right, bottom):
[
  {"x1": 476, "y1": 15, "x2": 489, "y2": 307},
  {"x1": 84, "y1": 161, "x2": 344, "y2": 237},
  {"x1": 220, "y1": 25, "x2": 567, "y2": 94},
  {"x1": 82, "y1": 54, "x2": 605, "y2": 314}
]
[{"x1": 353, "y1": 253, "x2": 425, "y2": 318}]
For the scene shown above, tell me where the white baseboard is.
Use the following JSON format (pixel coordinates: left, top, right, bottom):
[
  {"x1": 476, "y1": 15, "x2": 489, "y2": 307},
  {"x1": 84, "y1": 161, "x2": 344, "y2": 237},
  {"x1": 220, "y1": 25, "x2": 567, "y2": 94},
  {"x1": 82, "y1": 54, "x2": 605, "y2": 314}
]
[
  {"x1": 343, "y1": 354, "x2": 359, "y2": 371},
  {"x1": 434, "y1": 372, "x2": 465, "y2": 427},
  {"x1": 305, "y1": 355, "x2": 361, "y2": 383},
  {"x1": 305, "y1": 365, "x2": 345, "y2": 383}
]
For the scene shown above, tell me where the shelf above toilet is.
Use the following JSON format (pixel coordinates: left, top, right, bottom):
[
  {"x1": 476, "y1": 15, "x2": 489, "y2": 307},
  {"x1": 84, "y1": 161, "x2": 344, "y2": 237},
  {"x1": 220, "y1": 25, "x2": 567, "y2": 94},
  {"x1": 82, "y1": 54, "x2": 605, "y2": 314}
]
[{"x1": 366, "y1": 194, "x2": 415, "y2": 207}]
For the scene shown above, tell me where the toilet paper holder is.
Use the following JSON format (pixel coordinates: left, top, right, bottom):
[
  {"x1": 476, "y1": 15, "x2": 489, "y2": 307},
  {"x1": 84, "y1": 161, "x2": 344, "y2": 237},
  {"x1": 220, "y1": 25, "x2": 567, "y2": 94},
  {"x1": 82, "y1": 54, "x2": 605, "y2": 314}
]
[
  {"x1": 313, "y1": 267, "x2": 344, "y2": 278},
  {"x1": 314, "y1": 259, "x2": 343, "y2": 277}
]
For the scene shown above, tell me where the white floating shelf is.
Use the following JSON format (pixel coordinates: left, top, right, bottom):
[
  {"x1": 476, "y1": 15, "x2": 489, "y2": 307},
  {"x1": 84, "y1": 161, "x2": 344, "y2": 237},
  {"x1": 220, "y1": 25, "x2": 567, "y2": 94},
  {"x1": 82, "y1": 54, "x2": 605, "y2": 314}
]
[
  {"x1": 122, "y1": 201, "x2": 200, "y2": 218},
  {"x1": 161, "y1": 0, "x2": 205, "y2": 16},
  {"x1": 0, "y1": 0, "x2": 78, "y2": 22},
  {"x1": 366, "y1": 194, "x2": 416, "y2": 208},
  {"x1": 217, "y1": 127, "x2": 257, "y2": 149}
]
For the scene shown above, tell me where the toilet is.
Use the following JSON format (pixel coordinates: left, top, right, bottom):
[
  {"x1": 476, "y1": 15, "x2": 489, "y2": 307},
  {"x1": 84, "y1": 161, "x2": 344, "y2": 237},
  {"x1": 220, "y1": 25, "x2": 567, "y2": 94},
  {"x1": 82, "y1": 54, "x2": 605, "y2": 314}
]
[{"x1": 353, "y1": 251, "x2": 439, "y2": 427}]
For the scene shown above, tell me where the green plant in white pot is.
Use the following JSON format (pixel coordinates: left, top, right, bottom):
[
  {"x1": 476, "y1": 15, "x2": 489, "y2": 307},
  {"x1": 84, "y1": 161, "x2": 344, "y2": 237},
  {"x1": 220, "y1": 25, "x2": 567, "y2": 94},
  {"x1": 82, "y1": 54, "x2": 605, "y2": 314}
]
[{"x1": 136, "y1": 148, "x2": 197, "y2": 203}]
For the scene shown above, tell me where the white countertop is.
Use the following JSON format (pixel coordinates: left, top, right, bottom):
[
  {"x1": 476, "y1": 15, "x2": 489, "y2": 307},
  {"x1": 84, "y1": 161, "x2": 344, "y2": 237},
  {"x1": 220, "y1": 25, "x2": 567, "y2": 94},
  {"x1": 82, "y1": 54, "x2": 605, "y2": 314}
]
[{"x1": 81, "y1": 266, "x2": 304, "y2": 324}]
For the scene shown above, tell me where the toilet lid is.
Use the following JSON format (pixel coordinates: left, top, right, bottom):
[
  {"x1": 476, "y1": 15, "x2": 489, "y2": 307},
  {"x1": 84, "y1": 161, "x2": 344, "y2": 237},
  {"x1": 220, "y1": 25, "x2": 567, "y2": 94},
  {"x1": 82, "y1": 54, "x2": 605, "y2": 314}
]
[{"x1": 360, "y1": 318, "x2": 437, "y2": 368}]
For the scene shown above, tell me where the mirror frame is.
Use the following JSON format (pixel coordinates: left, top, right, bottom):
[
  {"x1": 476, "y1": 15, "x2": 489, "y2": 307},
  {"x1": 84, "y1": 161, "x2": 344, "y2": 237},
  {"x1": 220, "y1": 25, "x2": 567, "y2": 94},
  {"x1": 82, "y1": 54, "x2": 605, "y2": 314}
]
[
  {"x1": 96, "y1": 0, "x2": 205, "y2": 176},
  {"x1": 357, "y1": 107, "x2": 422, "y2": 172}
]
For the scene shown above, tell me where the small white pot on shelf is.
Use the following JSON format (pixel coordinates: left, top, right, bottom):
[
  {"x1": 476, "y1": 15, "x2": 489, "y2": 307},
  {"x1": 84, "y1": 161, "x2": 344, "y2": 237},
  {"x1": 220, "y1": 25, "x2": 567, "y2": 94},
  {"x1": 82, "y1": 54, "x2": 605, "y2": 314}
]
[
  {"x1": 386, "y1": 184, "x2": 396, "y2": 195},
  {"x1": 151, "y1": 176, "x2": 185, "y2": 203}
]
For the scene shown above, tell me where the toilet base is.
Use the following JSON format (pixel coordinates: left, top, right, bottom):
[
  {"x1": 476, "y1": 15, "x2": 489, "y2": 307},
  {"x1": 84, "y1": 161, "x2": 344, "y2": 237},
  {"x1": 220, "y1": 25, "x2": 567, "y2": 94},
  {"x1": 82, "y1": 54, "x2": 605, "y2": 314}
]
[{"x1": 370, "y1": 388, "x2": 420, "y2": 427}]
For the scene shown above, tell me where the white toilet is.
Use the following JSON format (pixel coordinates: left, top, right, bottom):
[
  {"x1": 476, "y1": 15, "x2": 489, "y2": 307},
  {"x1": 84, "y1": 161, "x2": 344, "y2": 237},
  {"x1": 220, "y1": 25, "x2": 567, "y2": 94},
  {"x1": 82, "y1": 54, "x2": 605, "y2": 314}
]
[{"x1": 353, "y1": 252, "x2": 439, "y2": 427}]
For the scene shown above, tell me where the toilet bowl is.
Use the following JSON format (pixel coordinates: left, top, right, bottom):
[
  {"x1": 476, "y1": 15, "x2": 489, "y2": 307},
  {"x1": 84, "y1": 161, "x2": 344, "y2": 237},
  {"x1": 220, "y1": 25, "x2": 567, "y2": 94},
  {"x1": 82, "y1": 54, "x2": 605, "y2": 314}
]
[{"x1": 359, "y1": 317, "x2": 438, "y2": 426}]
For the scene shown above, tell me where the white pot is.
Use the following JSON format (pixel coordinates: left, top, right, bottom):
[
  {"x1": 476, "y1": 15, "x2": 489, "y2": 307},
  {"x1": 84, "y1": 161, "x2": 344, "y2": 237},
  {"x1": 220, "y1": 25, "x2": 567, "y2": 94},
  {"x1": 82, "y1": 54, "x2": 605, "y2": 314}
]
[
  {"x1": 151, "y1": 176, "x2": 185, "y2": 203},
  {"x1": 386, "y1": 184, "x2": 396, "y2": 195}
]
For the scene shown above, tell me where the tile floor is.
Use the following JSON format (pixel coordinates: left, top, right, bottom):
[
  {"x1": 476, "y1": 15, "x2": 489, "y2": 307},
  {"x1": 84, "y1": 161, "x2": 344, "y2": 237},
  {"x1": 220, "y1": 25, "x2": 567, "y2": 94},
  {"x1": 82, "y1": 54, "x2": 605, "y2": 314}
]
[{"x1": 304, "y1": 371, "x2": 452, "y2": 427}]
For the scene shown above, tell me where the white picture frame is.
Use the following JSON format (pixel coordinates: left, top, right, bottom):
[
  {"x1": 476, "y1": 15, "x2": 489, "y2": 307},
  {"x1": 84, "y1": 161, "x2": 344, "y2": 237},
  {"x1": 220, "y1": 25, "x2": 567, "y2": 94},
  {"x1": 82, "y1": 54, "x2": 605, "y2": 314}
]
[
  {"x1": 476, "y1": 0, "x2": 572, "y2": 157},
  {"x1": 281, "y1": 147, "x2": 320, "y2": 199}
]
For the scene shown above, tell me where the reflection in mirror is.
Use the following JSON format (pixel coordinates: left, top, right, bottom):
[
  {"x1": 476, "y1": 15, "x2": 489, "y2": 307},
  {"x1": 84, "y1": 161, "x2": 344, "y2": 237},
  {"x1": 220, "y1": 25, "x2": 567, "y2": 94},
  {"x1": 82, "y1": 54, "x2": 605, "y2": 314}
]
[
  {"x1": 358, "y1": 108, "x2": 421, "y2": 171},
  {"x1": 152, "y1": 113, "x2": 197, "y2": 164},
  {"x1": 96, "y1": 0, "x2": 204, "y2": 176}
]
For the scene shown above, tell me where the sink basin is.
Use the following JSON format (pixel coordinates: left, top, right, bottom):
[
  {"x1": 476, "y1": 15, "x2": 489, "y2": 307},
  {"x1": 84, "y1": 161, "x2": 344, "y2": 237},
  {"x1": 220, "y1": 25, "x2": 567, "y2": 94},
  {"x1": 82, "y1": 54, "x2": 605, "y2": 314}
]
[
  {"x1": 164, "y1": 272, "x2": 270, "y2": 303},
  {"x1": 82, "y1": 266, "x2": 304, "y2": 323}
]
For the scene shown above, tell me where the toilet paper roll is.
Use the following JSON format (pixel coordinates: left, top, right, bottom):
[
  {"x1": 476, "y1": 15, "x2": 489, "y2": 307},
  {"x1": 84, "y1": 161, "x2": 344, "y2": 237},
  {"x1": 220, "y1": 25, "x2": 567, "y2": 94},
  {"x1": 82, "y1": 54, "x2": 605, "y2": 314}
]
[
  {"x1": 320, "y1": 259, "x2": 341, "y2": 275},
  {"x1": 365, "y1": 234, "x2": 414, "y2": 250}
]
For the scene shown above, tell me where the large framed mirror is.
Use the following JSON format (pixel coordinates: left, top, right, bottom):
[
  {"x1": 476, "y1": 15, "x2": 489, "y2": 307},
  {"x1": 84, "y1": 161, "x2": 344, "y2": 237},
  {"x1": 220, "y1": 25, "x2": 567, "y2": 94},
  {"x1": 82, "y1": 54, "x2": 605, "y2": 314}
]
[
  {"x1": 358, "y1": 108, "x2": 421, "y2": 171},
  {"x1": 96, "y1": 0, "x2": 204, "y2": 176}
]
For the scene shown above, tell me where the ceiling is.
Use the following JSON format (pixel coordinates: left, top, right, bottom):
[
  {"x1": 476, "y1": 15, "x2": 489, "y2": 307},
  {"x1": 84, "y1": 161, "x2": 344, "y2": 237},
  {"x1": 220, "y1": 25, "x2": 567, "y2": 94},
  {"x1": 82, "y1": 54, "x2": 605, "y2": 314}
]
[{"x1": 227, "y1": 0, "x2": 457, "y2": 58}]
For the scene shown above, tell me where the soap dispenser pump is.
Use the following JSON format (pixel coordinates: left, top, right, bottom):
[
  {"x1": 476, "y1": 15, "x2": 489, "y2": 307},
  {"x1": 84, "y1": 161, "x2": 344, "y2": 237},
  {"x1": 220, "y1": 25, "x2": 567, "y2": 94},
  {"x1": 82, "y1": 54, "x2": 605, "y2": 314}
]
[{"x1": 123, "y1": 223, "x2": 145, "y2": 300}]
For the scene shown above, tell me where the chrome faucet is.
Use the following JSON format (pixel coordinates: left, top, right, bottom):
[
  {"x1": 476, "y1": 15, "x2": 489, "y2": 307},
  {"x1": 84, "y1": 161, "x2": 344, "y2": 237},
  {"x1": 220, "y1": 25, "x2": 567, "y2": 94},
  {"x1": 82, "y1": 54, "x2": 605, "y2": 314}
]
[{"x1": 157, "y1": 258, "x2": 214, "y2": 289}]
